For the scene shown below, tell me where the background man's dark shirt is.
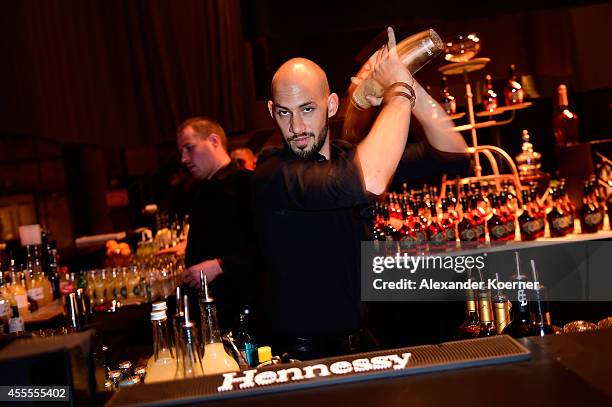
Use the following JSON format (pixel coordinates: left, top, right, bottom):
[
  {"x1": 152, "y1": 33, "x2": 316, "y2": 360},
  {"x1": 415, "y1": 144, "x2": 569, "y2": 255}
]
[
  {"x1": 185, "y1": 162, "x2": 256, "y2": 330},
  {"x1": 252, "y1": 139, "x2": 469, "y2": 340}
]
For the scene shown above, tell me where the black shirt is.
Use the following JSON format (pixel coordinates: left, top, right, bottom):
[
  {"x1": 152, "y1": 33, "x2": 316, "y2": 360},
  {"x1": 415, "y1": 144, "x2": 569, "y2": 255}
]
[
  {"x1": 252, "y1": 139, "x2": 469, "y2": 338},
  {"x1": 185, "y1": 162, "x2": 257, "y2": 329}
]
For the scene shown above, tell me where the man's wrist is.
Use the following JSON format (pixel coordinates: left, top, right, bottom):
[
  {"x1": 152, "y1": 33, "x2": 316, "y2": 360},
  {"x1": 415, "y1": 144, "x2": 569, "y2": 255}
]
[{"x1": 384, "y1": 82, "x2": 416, "y2": 108}]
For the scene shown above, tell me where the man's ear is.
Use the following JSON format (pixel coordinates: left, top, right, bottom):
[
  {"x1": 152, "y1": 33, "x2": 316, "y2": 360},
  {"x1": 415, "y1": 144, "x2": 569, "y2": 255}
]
[
  {"x1": 267, "y1": 100, "x2": 275, "y2": 120},
  {"x1": 208, "y1": 133, "x2": 220, "y2": 148},
  {"x1": 327, "y1": 93, "x2": 339, "y2": 118}
]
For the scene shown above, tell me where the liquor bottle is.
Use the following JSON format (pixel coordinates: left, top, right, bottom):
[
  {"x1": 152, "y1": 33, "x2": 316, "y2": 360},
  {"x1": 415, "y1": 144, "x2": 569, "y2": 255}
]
[
  {"x1": 518, "y1": 190, "x2": 537, "y2": 241},
  {"x1": 580, "y1": 182, "x2": 602, "y2": 233},
  {"x1": 558, "y1": 180, "x2": 575, "y2": 234},
  {"x1": 45, "y1": 242, "x2": 61, "y2": 300},
  {"x1": 482, "y1": 74, "x2": 498, "y2": 112},
  {"x1": 458, "y1": 197, "x2": 478, "y2": 242},
  {"x1": 529, "y1": 188, "x2": 546, "y2": 238},
  {"x1": 499, "y1": 190, "x2": 516, "y2": 239},
  {"x1": 477, "y1": 290, "x2": 497, "y2": 337},
  {"x1": 553, "y1": 84, "x2": 579, "y2": 146},
  {"x1": 234, "y1": 306, "x2": 258, "y2": 368},
  {"x1": 589, "y1": 176, "x2": 606, "y2": 230},
  {"x1": 470, "y1": 197, "x2": 486, "y2": 241},
  {"x1": 427, "y1": 202, "x2": 445, "y2": 250},
  {"x1": 487, "y1": 195, "x2": 509, "y2": 241},
  {"x1": 440, "y1": 198, "x2": 457, "y2": 243},
  {"x1": 8, "y1": 304, "x2": 25, "y2": 335},
  {"x1": 502, "y1": 253, "x2": 531, "y2": 338},
  {"x1": 372, "y1": 203, "x2": 385, "y2": 244},
  {"x1": 447, "y1": 186, "x2": 458, "y2": 211},
  {"x1": 8, "y1": 266, "x2": 29, "y2": 316},
  {"x1": 456, "y1": 275, "x2": 480, "y2": 339},
  {"x1": 440, "y1": 76, "x2": 457, "y2": 115},
  {"x1": 178, "y1": 295, "x2": 204, "y2": 378},
  {"x1": 397, "y1": 204, "x2": 416, "y2": 253},
  {"x1": 0, "y1": 270, "x2": 10, "y2": 329},
  {"x1": 383, "y1": 204, "x2": 398, "y2": 241},
  {"x1": 547, "y1": 188, "x2": 570, "y2": 237},
  {"x1": 504, "y1": 64, "x2": 525, "y2": 105},
  {"x1": 528, "y1": 260, "x2": 555, "y2": 336},
  {"x1": 199, "y1": 273, "x2": 239, "y2": 375},
  {"x1": 145, "y1": 307, "x2": 178, "y2": 383},
  {"x1": 492, "y1": 274, "x2": 511, "y2": 334}
]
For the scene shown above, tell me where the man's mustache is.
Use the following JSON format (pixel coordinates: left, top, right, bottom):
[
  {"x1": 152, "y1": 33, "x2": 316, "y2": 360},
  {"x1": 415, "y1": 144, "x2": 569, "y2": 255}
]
[{"x1": 288, "y1": 133, "x2": 315, "y2": 142}]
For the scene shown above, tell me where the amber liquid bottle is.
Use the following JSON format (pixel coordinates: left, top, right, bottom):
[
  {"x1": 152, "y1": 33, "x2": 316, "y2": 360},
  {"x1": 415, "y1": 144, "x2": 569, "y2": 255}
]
[
  {"x1": 581, "y1": 182, "x2": 603, "y2": 234},
  {"x1": 482, "y1": 74, "x2": 498, "y2": 112},
  {"x1": 553, "y1": 84, "x2": 579, "y2": 146},
  {"x1": 398, "y1": 203, "x2": 416, "y2": 254},
  {"x1": 477, "y1": 291, "x2": 497, "y2": 337},
  {"x1": 504, "y1": 64, "x2": 525, "y2": 105},
  {"x1": 458, "y1": 197, "x2": 478, "y2": 242},
  {"x1": 470, "y1": 197, "x2": 486, "y2": 242},
  {"x1": 440, "y1": 198, "x2": 457, "y2": 243},
  {"x1": 457, "y1": 287, "x2": 480, "y2": 339},
  {"x1": 499, "y1": 190, "x2": 516, "y2": 239},
  {"x1": 559, "y1": 181, "x2": 575, "y2": 234},
  {"x1": 547, "y1": 188, "x2": 570, "y2": 237},
  {"x1": 488, "y1": 195, "x2": 510, "y2": 241},
  {"x1": 518, "y1": 190, "x2": 537, "y2": 241},
  {"x1": 427, "y1": 203, "x2": 445, "y2": 251},
  {"x1": 529, "y1": 188, "x2": 546, "y2": 238},
  {"x1": 589, "y1": 177, "x2": 606, "y2": 230},
  {"x1": 440, "y1": 76, "x2": 456, "y2": 115}
]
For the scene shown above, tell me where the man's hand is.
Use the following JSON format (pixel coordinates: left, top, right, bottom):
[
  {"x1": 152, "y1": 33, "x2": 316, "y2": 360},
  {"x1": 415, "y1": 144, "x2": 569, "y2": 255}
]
[
  {"x1": 182, "y1": 259, "x2": 224, "y2": 288},
  {"x1": 350, "y1": 27, "x2": 413, "y2": 107}
]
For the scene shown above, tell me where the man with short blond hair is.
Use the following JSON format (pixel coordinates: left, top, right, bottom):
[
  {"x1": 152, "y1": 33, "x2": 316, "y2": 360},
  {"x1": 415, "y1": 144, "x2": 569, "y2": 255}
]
[{"x1": 176, "y1": 116, "x2": 257, "y2": 330}]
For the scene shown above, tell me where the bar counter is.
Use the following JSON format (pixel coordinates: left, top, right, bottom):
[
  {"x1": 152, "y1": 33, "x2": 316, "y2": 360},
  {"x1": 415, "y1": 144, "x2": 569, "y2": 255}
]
[{"x1": 107, "y1": 329, "x2": 612, "y2": 407}]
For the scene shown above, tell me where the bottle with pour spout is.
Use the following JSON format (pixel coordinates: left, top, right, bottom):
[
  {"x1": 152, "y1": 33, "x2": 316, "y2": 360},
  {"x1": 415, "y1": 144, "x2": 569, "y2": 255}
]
[
  {"x1": 179, "y1": 294, "x2": 204, "y2": 378},
  {"x1": 198, "y1": 271, "x2": 239, "y2": 375}
]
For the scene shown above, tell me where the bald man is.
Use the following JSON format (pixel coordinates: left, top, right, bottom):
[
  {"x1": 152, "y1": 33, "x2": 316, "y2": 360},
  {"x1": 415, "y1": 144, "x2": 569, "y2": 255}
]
[{"x1": 250, "y1": 28, "x2": 416, "y2": 360}]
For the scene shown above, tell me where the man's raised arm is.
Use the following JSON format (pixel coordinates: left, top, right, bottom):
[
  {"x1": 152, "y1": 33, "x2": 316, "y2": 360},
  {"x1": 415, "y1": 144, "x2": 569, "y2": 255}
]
[{"x1": 355, "y1": 27, "x2": 414, "y2": 195}]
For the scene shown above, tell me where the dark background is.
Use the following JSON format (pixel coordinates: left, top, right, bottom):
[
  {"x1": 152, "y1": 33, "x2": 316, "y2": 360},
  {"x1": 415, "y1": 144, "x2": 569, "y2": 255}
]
[{"x1": 0, "y1": 0, "x2": 611, "y2": 248}]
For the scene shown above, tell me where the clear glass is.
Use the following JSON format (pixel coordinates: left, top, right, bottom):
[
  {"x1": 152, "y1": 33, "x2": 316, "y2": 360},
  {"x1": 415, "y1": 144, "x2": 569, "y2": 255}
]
[{"x1": 179, "y1": 322, "x2": 204, "y2": 378}]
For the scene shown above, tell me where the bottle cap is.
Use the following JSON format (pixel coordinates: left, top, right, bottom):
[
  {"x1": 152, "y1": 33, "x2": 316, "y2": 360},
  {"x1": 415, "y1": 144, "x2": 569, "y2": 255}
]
[
  {"x1": 108, "y1": 370, "x2": 123, "y2": 386},
  {"x1": 151, "y1": 301, "x2": 167, "y2": 312},
  {"x1": 258, "y1": 346, "x2": 272, "y2": 363},
  {"x1": 134, "y1": 366, "x2": 147, "y2": 380},
  {"x1": 119, "y1": 375, "x2": 141, "y2": 387},
  {"x1": 150, "y1": 310, "x2": 167, "y2": 321},
  {"x1": 118, "y1": 361, "x2": 132, "y2": 374}
]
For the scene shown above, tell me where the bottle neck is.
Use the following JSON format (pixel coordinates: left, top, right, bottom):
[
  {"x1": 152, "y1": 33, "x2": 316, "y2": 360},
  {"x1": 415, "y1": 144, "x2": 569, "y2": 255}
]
[
  {"x1": 530, "y1": 288, "x2": 552, "y2": 327},
  {"x1": 557, "y1": 86, "x2": 569, "y2": 108},
  {"x1": 201, "y1": 301, "x2": 223, "y2": 345},
  {"x1": 152, "y1": 318, "x2": 174, "y2": 361},
  {"x1": 478, "y1": 293, "x2": 494, "y2": 324}
]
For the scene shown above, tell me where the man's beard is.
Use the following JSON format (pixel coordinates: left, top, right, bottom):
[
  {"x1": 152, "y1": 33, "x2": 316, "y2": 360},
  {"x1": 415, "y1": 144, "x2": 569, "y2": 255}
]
[{"x1": 285, "y1": 119, "x2": 328, "y2": 159}]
